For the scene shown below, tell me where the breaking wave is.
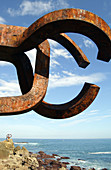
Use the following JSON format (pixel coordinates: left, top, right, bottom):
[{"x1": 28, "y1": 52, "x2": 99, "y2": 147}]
[
  {"x1": 89, "y1": 152, "x2": 111, "y2": 155},
  {"x1": 14, "y1": 142, "x2": 39, "y2": 146}
]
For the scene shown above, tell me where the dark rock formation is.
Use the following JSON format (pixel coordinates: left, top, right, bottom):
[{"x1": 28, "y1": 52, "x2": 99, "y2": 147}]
[
  {"x1": 0, "y1": 139, "x2": 108, "y2": 170},
  {"x1": 70, "y1": 166, "x2": 81, "y2": 170}
]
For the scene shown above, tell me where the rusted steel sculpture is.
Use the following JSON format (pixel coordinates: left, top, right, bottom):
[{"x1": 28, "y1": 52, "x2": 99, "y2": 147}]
[{"x1": 0, "y1": 9, "x2": 111, "y2": 118}]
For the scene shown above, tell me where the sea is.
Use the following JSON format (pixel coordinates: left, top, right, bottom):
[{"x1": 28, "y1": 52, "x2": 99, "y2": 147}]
[{"x1": 0, "y1": 138, "x2": 111, "y2": 170}]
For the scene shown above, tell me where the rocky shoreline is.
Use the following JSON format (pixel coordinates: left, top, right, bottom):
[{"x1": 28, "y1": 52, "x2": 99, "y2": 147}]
[{"x1": 0, "y1": 139, "x2": 108, "y2": 170}]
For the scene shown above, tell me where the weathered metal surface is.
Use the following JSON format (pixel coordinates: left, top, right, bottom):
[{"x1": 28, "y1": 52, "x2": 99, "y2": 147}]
[
  {"x1": 35, "y1": 83, "x2": 100, "y2": 119},
  {"x1": 51, "y1": 33, "x2": 90, "y2": 68},
  {"x1": 0, "y1": 40, "x2": 50, "y2": 115},
  {"x1": 0, "y1": 8, "x2": 110, "y2": 118},
  {"x1": 17, "y1": 34, "x2": 100, "y2": 119},
  {"x1": 18, "y1": 8, "x2": 111, "y2": 62}
]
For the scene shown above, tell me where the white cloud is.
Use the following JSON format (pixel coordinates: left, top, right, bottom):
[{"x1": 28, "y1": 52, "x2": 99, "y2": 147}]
[
  {"x1": 0, "y1": 16, "x2": 6, "y2": 24},
  {"x1": 83, "y1": 38, "x2": 94, "y2": 48},
  {"x1": 62, "y1": 71, "x2": 74, "y2": 76},
  {"x1": 90, "y1": 110, "x2": 99, "y2": 113},
  {"x1": 48, "y1": 39, "x2": 59, "y2": 48},
  {"x1": 85, "y1": 110, "x2": 99, "y2": 116},
  {"x1": 24, "y1": 40, "x2": 72, "y2": 69},
  {"x1": 60, "y1": 111, "x2": 111, "y2": 127},
  {"x1": 52, "y1": 49, "x2": 72, "y2": 59},
  {"x1": 8, "y1": 0, "x2": 52, "y2": 16},
  {"x1": 48, "y1": 39, "x2": 73, "y2": 68},
  {"x1": 103, "y1": 114, "x2": 111, "y2": 118},
  {"x1": 60, "y1": 118, "x2": 88, "y2": 127},
  {"x1": 56, "y1": 0, "x2": 69, "y2": 7},
  {"x1": 90, "y1": 114, "x2": 111, "y2": 122},
  {"x1": 0, "y1": 79, "x2": 21, "y2": 97},
  {"x1": 25, "y1": 48, "x2": 37, "y2": 72},
  {"x1": 50, "y1": 59, "x2": 60, "y2": 68},
  {"x1": 7, "y1": 0, "x2": 69, "y2": 16},
  {"x1": 48, "y1": 71, "x2": 106, "y2": 89}
]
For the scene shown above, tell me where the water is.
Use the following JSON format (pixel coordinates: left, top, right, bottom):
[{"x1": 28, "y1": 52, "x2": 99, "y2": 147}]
[{"x1": 1, "y1": 138, "x2": 111, "y2": 169}]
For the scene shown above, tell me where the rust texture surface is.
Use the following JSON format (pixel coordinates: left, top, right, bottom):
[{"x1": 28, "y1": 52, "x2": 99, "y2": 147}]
[{"x1": 0, "y1": 8, "x2": 110, "y2": 118}]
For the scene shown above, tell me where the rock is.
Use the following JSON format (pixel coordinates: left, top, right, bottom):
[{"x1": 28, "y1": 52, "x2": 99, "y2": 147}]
[
  {"x1": 15, "y1": 155, "x2": 23, "y2": 162},
  {"x1": 0, "y1": 165, "x2": 4, "y2": 169},
  {"x1": 14, "y1": 145, "x2": 21, "y2": 153},
  {"x1": 0, "y1": 138, "x2": 15, "y2": 159},
  {"x1": 16, "y1": 165, "x2": 28, "y2": 170},
  {"x1": 4, "y1": 163, "x2": 11, "y2": 169},
  {"x1": 62, "y1": 161, "x2": 70, "y2": 165},
  {"x1": 0, "y1": 143, "x2": 78, "y2": 170},
  {"x1": 60, "y1": 163, "x2": 67, "y2": 168},
  {"x1": 70, "y1": 166, "x2": 81, "y2": 170},
  {"x1": 45, "y1": 166, "x2": 53, "y2": 170},
  {"x1": 61, "y1": 156, "x2": 70, "y2": 159},
  {"x1": 31, "y1": 157, "x2": 39, "y2": 167},
  {"x1": 78, "y1": 159, "x2": 85, "y2": 161},
  {"x1": 38, "y1": 151, "x2": 54, "y2": 159},
  {"x1": 29, "y1": 151, "x2": 33, "y2": 155},
  {"x1": 57, "y1": 158, "x2": 61, "y2": 161},
  {"x1": 52, "y1": 153, "x2": 60, "y2": 157},
  {"x1": 24, "y1": 156, "x2": 39, "y2": 168},
  {"x1": 50, "y1": 160, "x2": 65, "y2": 169},
  {"x1": 45, "y1": 154, "x2": 55, "y2": 158},
  {"x1": 22, "y1": 146, "x2": 28, "y2": 151},
  {"x1": 37, "y1": 154, "x2": 41, "y2": 158},
  {"x1": 1, "y1": 139, "x2": 15, "y2": 150},
  {"x1": 38, "y1": 166, "x2": 45, "y2": 170},
  {"x1": 29, "y1": 153, "x2": 37, "y2": 158},
  {"x1": 0, "y1": 147, "x2": 9, "y2": 159},
  {"x1": 50, "y1": 160, "x2": 60, "y2": 165},
  {"x1": 15, "y1": 147, "x2": 29, "y2": 157},
  {"x1": 44, "y1": 159, "x2": 54, "y2": 165},
  {"x1": 59, "y1": 167, "x2": 67, "y2": 170},
  {"x1": 38, "y1": 151, "x2": 46, "y2": 159},
  {"x1": 37, "y1": 159, "x2": 44, "y2": 166},
  {"x1": 38, "y1": 151, "x2": 45, "y2": 155}
]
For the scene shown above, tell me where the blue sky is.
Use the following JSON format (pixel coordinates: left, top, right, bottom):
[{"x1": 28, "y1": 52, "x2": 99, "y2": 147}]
[{"x1": 0, "y1": 0, "x2": 111, "y2": 139}]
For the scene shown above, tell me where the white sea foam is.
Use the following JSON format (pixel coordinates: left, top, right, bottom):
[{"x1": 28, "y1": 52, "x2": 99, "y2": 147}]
[
  {"x1": 14, "y1": 142, "x2": 39, "y2": 146},
  {"x1": 28, "y1": 143, "x2": 39, "y2": 146},
  {"x1": 78, "y1": 159, "x2": 86, "y2": 163},
  {"x1": 89, "y1": 152, "x2": 111, "y2": 155},
  {"x1": 14, "y1": 142, "x2": 27, "y2": 145}
]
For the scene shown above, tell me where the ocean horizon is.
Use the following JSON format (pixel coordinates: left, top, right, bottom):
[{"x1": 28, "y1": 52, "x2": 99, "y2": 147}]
[{"x1": 0, "y1": 138, "x2": 111, "y2": 169}]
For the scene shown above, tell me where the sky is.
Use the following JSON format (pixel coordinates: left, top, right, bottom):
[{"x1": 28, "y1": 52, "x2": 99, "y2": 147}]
[{"x1": 0, "y1": 0, "x2": 111, "y2": 139}]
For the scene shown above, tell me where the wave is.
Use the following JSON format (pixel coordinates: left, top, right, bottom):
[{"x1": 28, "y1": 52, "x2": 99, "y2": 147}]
[
  {"x1": 89, "y1": 152, "x2": 111, "y2": 155},
  {"x1": 14, "y1": 142, "x2": 39, "y2": 146},
  {"x1": 78, "y1": 159, "x2": 86, "y2": 163}
]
